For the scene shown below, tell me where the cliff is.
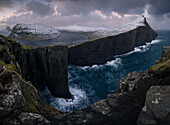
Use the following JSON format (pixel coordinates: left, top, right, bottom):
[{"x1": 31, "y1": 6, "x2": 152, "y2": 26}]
[
  {"x1": 0, "y1": 33, "x2": 170, "y2": 124},
  {"x1": 0, "y1": 35, "x2": 71, "y2": 99},
  {"x1": 52, "y1": 46, "x2": 170, "y2": 125},
  {"x1": 68, "y1": 17, "x2": 158, "y2": 66}
]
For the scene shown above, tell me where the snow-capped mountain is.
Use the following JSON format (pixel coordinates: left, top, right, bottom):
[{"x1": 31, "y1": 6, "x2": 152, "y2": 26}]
[{"x1": 9, "y1": 24, "x2": 61, "y2": 41}]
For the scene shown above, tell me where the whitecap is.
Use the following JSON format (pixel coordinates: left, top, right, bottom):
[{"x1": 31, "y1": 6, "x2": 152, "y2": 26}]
[
  {"x1": 40, "y1": 86, "x2": 89, "y2": 112},
  {"x1": 146, "y1": 39, "x2": 161, "y2": 46},
  {"x1": 105, "y1": 58, "x2": 122, "y2": 67}
]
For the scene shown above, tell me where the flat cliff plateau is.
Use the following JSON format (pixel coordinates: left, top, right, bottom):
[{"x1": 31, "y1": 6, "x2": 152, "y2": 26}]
[{"x1": 68, "y1": 17, "x2": 158, "y2": 66}]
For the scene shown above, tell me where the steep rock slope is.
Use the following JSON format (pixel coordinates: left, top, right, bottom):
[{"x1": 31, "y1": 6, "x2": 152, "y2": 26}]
[
  {"x1": 68, "y1": 17, "x2": 158, "y2": 66},
  {"x1": 0, "y1": 35, "x2": 71, "y2": 99},
  {"x1": 0, "y1": 59, "x2": 61, "y2": 125}
]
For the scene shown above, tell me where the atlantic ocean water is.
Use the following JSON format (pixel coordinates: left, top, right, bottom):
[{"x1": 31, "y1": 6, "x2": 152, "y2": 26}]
[
  {"x1": 38, "y1": 31, "x2": 170, "y2": 111},
  {"x1": 1, "y1": 30, "x2": 169, "y2": 112}
]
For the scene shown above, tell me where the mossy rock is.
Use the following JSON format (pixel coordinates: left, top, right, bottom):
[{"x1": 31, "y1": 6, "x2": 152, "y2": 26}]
[
  {"x1": 0, "y1": 60, "x2": 61, "y2": 118},
  {"x1": 20, "y1": 82, "x2": 61, "y2": 117},
  {"x1": 149, "y1": 60, "x2": 170, "y2": 76},
  {"x1": 0, "y1": 45, "x2": 4, "y2": 52},
  {"x1": 22, "y1": 44, "x2": 32, "y2": 50}
]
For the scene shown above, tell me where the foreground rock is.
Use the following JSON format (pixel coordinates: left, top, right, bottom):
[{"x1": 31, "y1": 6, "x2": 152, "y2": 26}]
[
  {"x1": 0, "y1": 60, "x2": 61, "y2": 125},
  {"x1": 137, "y1": 86, "x2": 170, "y2": 125},
  {"x1": 0, "y1": 35, "x2": 71, "y2": 99},
  {"x1": 68, "y1": 17, "x2": 158, "y2": 66},
  {"x1": 9, "y1": 24, "x2": 61, "y2": 41}
]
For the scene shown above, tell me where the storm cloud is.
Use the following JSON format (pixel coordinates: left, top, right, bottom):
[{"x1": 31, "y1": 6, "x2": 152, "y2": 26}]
[
  {"x1": 25, "y1": 0, "x2": 54, "y2": 16},
  {"x1": 53, "y1": 0, "x2": 145, "y2": 15},
  {"x1": 146, "y1": 0, "x2": 170, "y2": 17},
  {"x1": 0, "y1": 0, "x2": 170, "y2": 30},
  {"x1": 0, "y1": 0, "x2": 13, "y2": 9}
]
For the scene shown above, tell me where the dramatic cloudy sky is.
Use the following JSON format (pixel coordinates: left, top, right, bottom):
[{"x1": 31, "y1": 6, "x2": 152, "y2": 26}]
[{"x1": 0, "y1": 0, "x2": 170, "y2": 30}]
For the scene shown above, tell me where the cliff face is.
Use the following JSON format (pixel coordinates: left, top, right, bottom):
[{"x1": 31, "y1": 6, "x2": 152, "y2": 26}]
[
  {"x1": 68, "y1": 19, "x2": 158, "y2": 66},
  {"x1": 19, "y1": 46, "x2": 71, "y2": 98},
  {"x1": 0, "y1": 35, "x2": 71, "y2": 99}
]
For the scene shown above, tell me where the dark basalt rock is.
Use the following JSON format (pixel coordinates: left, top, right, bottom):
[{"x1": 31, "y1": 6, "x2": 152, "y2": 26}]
[
  {"x1": 0, "y1": 35, "x2": 72, "y2": 99},
  {"x1": 68, "y1": 19, "x2": 158, "y2": 66},
  {"x1": 137, "y1": 86, "x2": 170, "y2": 125},
  {"x1": 0, "y1": 60, "x2": 61, "y2": 125}
]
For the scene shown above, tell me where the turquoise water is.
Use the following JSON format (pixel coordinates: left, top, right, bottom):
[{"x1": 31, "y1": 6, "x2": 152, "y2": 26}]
[{"x1": 40, "y1": 31, "x2": 170, "y2": 111}]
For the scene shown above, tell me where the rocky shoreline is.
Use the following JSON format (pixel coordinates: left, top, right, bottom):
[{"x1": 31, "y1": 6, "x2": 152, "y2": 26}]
[{"x1": 0, "y1": 33, "x2": 170, "y2": 124}]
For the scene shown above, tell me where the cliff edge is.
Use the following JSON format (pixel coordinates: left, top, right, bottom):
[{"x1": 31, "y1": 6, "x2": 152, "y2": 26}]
[
  {"x1": 68, "y1": 17, "x2": 158, "y2": 66},
  {"x1": 0, "y1": 34, "x2": 169, "y2": 124},
  {"x1": 0, "y1": 35, "x2": 72, "y2": 99}
]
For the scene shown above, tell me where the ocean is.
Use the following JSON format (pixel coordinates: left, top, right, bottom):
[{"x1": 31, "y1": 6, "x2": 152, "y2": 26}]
[
  {"x1": 40, "y1": 31, "x2": 170, "y2": 111},
  {"x1": 1, "y1": 30, "x2": 170, "y2": 112}
]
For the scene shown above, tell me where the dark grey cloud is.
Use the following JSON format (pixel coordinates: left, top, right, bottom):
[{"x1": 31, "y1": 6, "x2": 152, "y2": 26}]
[
  {"x1": 0, "y1": 0, "x2": 13, "y2": 9},
  {"x1": 25, "y1": 0, "x2": 54, "y2": 16},
  {"x1": 1, "y1": 0, "x2": 170, "y2": 30},
  {"x1": 146, "y1": 0, "x2": 170, "y2": 17},
  {"x1": 52, "y1": 0, "x2": 145, "y2": 15}
]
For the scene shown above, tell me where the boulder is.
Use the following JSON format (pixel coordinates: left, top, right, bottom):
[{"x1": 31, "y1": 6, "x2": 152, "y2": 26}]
[
  {"x1": 0, "y1": 60, "x2": 61, "y2": 125},
  {"x1": 137, "y1": 86, "x2": 170, "y2": 125}
]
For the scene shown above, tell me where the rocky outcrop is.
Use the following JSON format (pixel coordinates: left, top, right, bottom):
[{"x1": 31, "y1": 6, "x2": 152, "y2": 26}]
[
  {"x1": 68, "y1": 17, "x2": 158, "y2": 66},
  {"x1": 6, "y1": 26, "x2": 11, "y2": 32},
  {"x1": 0, "y1": 60, "x2": 61, "y2": 125},
  {"x1": 137, "y1": 86, "x2": 170, "y2": 125},
  {"x1": 0, "y1": 35, "x2": 71, "y2": 99},
  {"x1": 9, "y1": 24, "x2": 61, "y2": 41}
]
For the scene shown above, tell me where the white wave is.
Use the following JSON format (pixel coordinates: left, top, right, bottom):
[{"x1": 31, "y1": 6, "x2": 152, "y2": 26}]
[
  {"x1": 80, "y1": 58, "x2": 122, "y2": 71},
  {"x1": 115, "y1": 43, "x2": 151, "y2": 57},
  {"x1": 40, "y1": 86, "x2": 89, "y2": 111},
  {"x1": 146, "y1": 39, "x2": 161, "y2": 46},
  {"x1": 105, "y1": 58, "x2": 122, "y2": 67},
  {"x1": 50, "y1": 87, "x2": 87, "y2": 110},
  {"x1": 80, "y1": 64, "x2": 103, "y2": 71}
]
